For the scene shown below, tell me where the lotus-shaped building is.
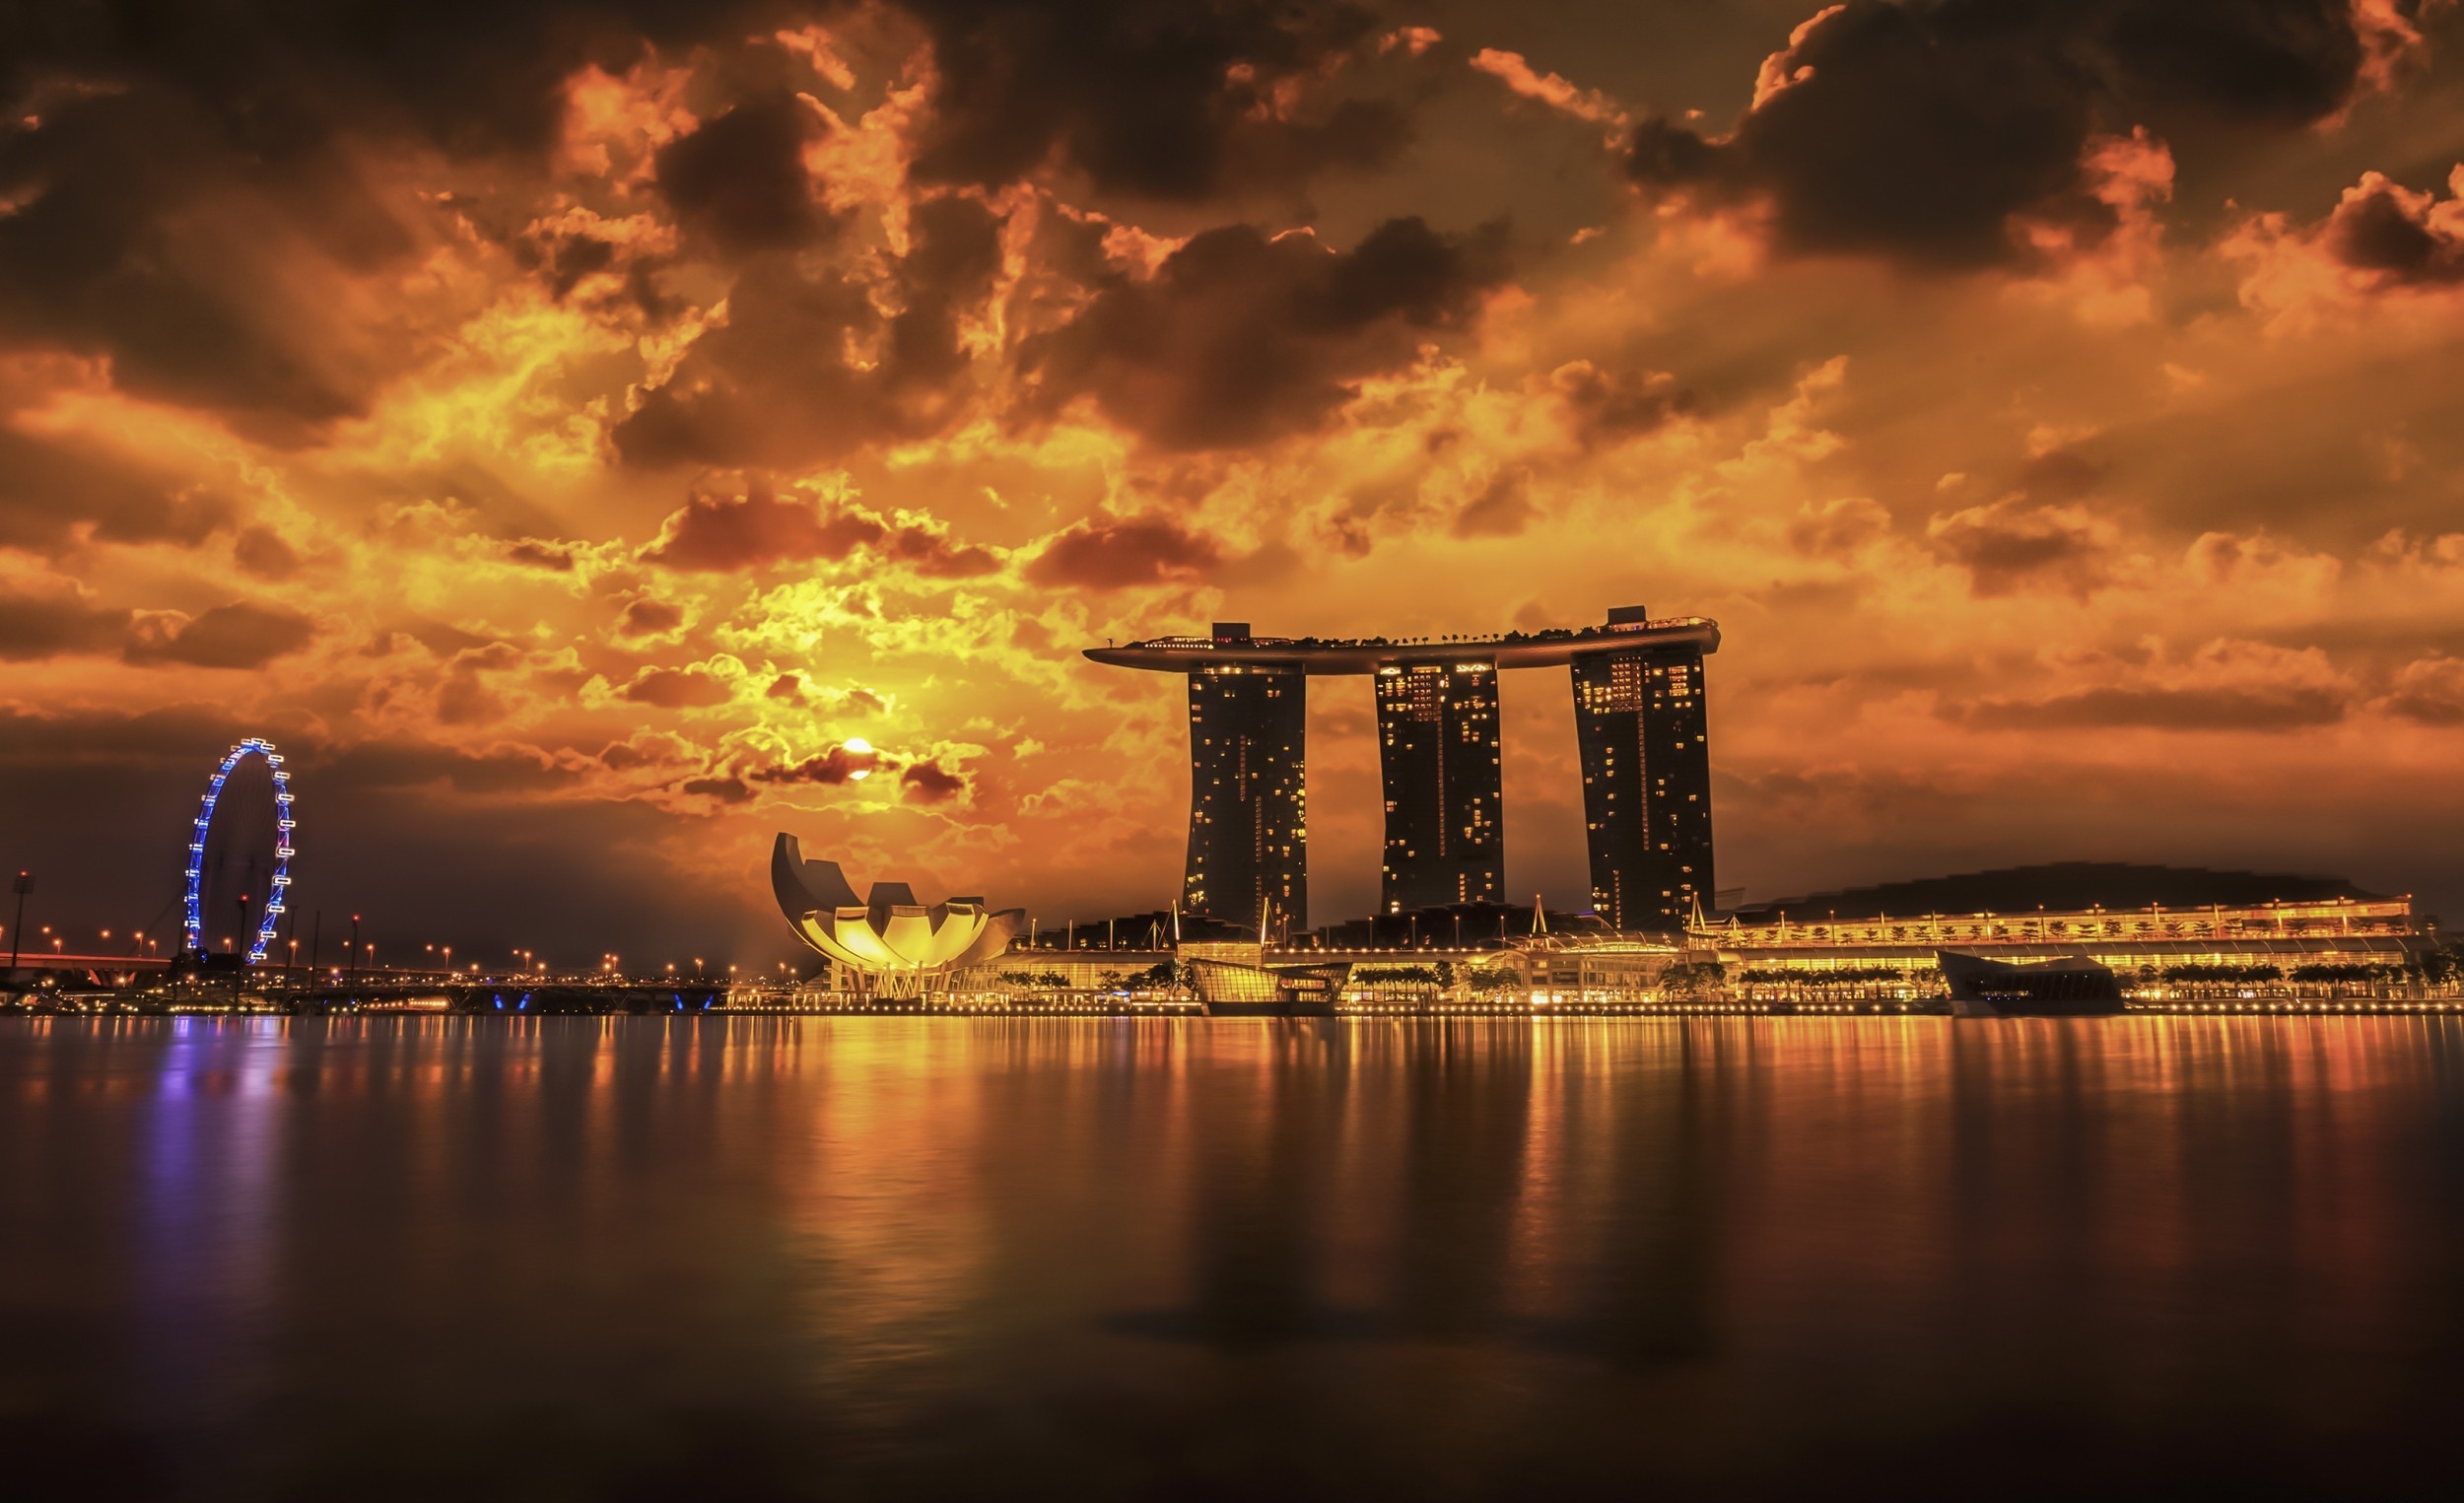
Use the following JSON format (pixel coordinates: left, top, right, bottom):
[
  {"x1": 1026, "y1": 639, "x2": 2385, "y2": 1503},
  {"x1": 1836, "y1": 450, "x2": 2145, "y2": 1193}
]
[{"x1": 771, "y1": 833, "x2": 1026, "y2": 999}]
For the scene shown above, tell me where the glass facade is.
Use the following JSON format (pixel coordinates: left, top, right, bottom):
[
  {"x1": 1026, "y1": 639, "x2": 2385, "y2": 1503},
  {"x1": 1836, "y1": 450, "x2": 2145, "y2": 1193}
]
[
  {"x1": 1375, "y1": 660, "x2": 1503, "y2": 912},
  {"x1": 1572, "y1": 646, "x2": 1714, "y2": 933},
  {"x1": 1184, "y1": 663, "x2": 1308, "y2": 933}
]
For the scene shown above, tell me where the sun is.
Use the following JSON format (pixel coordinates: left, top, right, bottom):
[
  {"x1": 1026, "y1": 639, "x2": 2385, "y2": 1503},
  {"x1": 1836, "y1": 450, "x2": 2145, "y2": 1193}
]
[{"x1": 844, "y1": 736, "x2": 874, "y2": 780}]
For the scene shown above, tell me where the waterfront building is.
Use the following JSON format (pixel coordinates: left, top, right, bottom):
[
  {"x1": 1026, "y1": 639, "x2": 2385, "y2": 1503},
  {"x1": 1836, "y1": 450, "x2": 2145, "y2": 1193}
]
[
  {"x1": 1183, "y1": 632, "x2": 1308, "y2": 931},
  {"x1": 1515, "y1": 931, "x2": 1686, "y2": 1003},
  {"x1": 1085, "y1": 608, "x2": 1722, "y2": 938},
  {"x1": 1376, "y1": 660, "x2": 1503, "y2": 912},
  {"x1": 1695, "y1": 891, "x2": 2445, "y2": 1002},
  {"x1": 771, "y1": 834, "x2": 1025, "y2": 1001},
  {"x1": 1571, "y1": 609, "x2": 1713, "y2": 932}
]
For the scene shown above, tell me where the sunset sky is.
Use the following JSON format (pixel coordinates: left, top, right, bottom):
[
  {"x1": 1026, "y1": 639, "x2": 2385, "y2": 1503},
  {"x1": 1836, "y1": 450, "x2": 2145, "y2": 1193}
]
[{"x1": 5, "y1": 1, "x2": 2464, "y2": 968}]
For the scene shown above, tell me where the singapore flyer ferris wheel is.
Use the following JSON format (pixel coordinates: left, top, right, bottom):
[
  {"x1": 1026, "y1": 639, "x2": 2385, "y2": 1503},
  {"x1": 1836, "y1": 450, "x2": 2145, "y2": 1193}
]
[{"x1": 182, "y1": 736, "x2": 297, "y2": 964}]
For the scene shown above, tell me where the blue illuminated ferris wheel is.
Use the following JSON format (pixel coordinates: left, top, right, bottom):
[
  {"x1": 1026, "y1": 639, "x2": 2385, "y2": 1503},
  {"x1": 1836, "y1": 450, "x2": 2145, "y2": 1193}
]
[{"x1": 181, "y1": 736, "x2": 297, "y2": 964}]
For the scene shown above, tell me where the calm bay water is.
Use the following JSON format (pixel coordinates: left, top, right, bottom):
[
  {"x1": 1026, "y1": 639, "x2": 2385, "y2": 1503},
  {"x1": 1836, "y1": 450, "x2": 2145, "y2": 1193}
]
[{"x1": 4, "y1": 1015, "x2": 2462, "y2": 1500}]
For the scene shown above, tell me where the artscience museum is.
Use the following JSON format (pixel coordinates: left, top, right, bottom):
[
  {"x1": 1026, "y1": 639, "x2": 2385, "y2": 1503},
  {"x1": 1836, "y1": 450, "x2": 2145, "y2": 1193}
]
[{"x1": 771, "y1": 834, "x2": 1025, "y2": 1000}]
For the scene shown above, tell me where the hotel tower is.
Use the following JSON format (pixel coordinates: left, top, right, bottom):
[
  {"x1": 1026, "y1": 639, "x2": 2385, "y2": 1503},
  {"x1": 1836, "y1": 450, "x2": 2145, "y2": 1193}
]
[{"x1": 1087, "y1": 607, "x2": 1718, "y2": 936}]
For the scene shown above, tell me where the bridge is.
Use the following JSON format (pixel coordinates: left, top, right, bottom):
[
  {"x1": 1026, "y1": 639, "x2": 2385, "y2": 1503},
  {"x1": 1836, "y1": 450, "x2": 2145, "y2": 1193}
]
[{"x1": 4, "y1": 970, "x2": 730, "y2": 1014}]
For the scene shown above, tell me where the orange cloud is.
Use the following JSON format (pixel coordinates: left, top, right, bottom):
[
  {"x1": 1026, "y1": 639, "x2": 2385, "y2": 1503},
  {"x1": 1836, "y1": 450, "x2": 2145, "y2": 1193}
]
[
  {"x1": 5, "y1": 1, "x2": 2464, "y2": 954},
  {"x1": 1468, "y1": 48, "x2": 1627, "y2": 130}
]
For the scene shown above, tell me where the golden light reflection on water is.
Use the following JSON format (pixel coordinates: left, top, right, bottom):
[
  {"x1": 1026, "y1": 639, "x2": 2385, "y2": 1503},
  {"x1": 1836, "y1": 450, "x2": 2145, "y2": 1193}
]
[{"x1": 3, "y1": 1014, "x2": 2461, "y2": 1497}]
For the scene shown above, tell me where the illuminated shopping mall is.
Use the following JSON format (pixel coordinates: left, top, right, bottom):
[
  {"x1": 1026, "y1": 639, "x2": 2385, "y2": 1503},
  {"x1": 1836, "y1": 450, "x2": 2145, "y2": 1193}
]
[{"x1": 1694, "y1": 892, "x2": 2446, "y2": 1008}]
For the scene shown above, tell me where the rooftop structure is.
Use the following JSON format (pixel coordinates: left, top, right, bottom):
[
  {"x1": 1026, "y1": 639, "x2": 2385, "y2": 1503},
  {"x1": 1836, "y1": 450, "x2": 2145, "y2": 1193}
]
[
  {"x1": 1728, "y1": 861, "x2": 2389, "y2": 925},
  {"x1": 1083, "y1": 611, "x2": 1720, "y2": 674}
]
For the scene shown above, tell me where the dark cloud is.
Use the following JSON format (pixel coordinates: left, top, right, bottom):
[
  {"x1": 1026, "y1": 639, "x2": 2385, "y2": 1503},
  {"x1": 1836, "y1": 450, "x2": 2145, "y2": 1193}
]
[
  {"x1": 1626, "y1": 0, "x2": 2396, "y2": 271},
  {"x1": 639, "y1": 485, "x2": 885, "y2": 571},
  {"x1": 899, "y1": 757, "x2": 967, "y2": 806},
  {"x1": 615, "y1": 597, "x2": 686, "y2": 638},
  {"x1": 614, "y1": 196, "x2": 1006, "y2": 467},
  {"x1": 0, "y1": 4, "x2": 768, "y2": 428},
  {"x1": 395, "y1": 618, "x2": 501, "y2": 658},
  {"x1": 4, "y1": 5, "x2": 1416, "y2": 453},
  {"x1": 2098, "y1": 2, "x2": 2370, "y2": 126},
  {"x1": 2325, "y1": 173, "x2": 2464, "y2": 285},
  {"x1": 882, "y1": 521, "x2": 1002, "y2": 580},
  {"x1": 1787, "y1": 496, "x2": 1893, "y2": 558},
  {"x1": 1926, "y1": 499, "x2": 2111, "y2": 598},
  {"x1": 1453, "y1": 470, "x2": 1533, "y2": 539},
  {"x1": 875, "y1": 195, "x2": 1005, "y2": 430},
  {"x1": 901, "y1": 0, "x2": 1408, "y2": 200},
  {"x1": 2384, "y1": 663, "x2": 2464, "y2": 724},
  {"x1": 506, "y1": 538, "x2": 578, "y2": 571},
  {"x1": 637, "y1": 479, "x2": 999, "y2": 580},
  {"x1": 436, "y1": 668, "x2": 509, "y2": 726},
  {"x1": 314, "y1": 738, "x2": 575, "y2": 797},
  {"x1": 1024, "y1": 512, "x2": 1224, "y2": 590},
  {"x1": 753, "y1": 744, "x2": 883, "y2": 786},
  {"x1": 0, "y1": 89, "x2": 389, "y2": 429},
  {"x1": 232, "y1": 525, "x2": 304, "y2": 580},
  {"x1": 0, "y1": 425, "x2": 231, "y2": 555},
  {"x1": 1955, "y1": 684, "x2": 2349, "y2": 731},
  {"x1": 653, "y1": 95, "x2": 833, "y2": 256},
  {"x1": 533, "y1": 231, "x2": 620, "y2": 301},
  {"x1": 613, "y1": 265, "x2": 879, "y2": 467},
  {"x1": 678, "y1": 774, "x2": 755, "y2": 803},
  {"x1": 1014, "y1": 216, "x2": 1512, "y2": 449},
  {"x1": 0, "y1": 590, "x2": 133, "y2": 661},
  {"x1": 618, "y1": 664, "x2": 732, "y2": 708},
  {"x1": 1547, "y1": 360, "x2": 1693, "y2": 448},
  {"x1": 123, "y1": 601, "x2": 315, "y2": 668},
  {"x1": 2019, "y1": 444, "x2": 2109, "y2": 503},
  {"x1": 3, "y1": 4, "x2": 738, "y2": 162}
]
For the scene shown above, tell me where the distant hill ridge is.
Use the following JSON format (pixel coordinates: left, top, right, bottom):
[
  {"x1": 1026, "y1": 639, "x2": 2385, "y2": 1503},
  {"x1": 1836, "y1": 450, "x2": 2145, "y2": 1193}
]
[{"x1": 1731, "y1": 862, "x2": 2386, "y2": 924}]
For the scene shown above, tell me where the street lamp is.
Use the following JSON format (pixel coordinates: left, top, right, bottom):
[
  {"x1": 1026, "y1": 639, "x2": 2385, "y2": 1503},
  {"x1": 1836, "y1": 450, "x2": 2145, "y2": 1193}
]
[{"x1": 8, "y1": 871, "x2": 31, "y2": 977}]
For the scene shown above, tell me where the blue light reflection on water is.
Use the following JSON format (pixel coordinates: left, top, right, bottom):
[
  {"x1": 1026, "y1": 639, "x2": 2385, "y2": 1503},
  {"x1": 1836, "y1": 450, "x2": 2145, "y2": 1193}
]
[{"x1": 2, "y1": 1015, "x2": 2462, "y2": 1501}]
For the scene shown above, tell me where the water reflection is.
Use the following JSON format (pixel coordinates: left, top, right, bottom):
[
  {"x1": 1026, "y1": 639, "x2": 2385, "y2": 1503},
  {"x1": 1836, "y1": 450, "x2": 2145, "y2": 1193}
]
[{"x1": 2, "y1": 1015, "x2": 2460, "y2": 1499}]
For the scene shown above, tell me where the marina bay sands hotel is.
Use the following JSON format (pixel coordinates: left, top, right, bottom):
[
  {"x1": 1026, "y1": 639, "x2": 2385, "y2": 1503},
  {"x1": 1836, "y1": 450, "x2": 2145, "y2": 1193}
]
[{"x1": 1084, "y1": 607, "x2": 1717, "y2": 936}]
